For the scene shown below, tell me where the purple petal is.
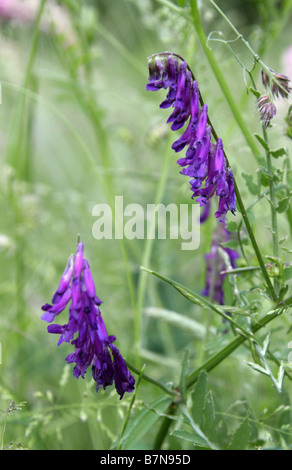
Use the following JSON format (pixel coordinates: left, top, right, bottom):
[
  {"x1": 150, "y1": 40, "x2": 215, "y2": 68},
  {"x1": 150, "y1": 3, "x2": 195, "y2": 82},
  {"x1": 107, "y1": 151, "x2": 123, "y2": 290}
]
[{"x1": 110, "y1": 345, "x2": 135, "y2": 399}]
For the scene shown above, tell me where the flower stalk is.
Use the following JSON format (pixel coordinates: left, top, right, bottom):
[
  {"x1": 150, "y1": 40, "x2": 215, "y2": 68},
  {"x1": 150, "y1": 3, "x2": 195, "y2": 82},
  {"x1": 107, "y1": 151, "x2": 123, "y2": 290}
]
[
  {"x1": 189, "y1": 0, "x2": 278, "y2": 302},
  {"x1": 41, "y1": 241, "x2": 135, "y2": 399}
]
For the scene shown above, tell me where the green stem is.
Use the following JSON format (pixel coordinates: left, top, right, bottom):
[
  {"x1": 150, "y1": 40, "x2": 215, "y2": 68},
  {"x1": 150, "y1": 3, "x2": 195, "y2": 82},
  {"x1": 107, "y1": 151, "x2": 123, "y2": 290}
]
[
  {"x1": 208, "y1": 0, "x2": 290, "y2": 97},
  {"x1": 117, "y1": 365, "x2": 146, "y2": 450},
  {"x1": 141, "y1": 267, "x2": 260, "y2": 342},
  {"x1": 153, "y1": 402, "x2": 177, "y2": 450},
  {"x1": 233, "y1": 178, "x2": 278, "y2": 302},
  {"x1": 0, "y1": 414, "x2": 7, "y2": 450},
  {"x1": 126, "y1": 361, "x2": 176, "y2": 397},
  {"x1": 153, "y1": 305, "x2": 285, "y2": 449},
  {"x1": 189, "y1": 0, "x2": 261, "y2": 165},
  {"x1": 262, "y1": 126, "x2": 280, "y2": 294},
  {"x1": 221, "y1": 266, "x2": 261, "y2": 275},
  {"x1": 150, "y1": 52, "x2": 277, "y2": 301},
  {"x1": 13, "y1": 0, "x2": 46, "y2": 180},
  {"x1": 186, "y1": 307, "x2": 282, "y2": 389},
  {"x1": 52, "y1": 38, "x2": 141, "y2": 358},
  {"x1": 188, "y1": 1, "x2": 278, "y2": 301}
]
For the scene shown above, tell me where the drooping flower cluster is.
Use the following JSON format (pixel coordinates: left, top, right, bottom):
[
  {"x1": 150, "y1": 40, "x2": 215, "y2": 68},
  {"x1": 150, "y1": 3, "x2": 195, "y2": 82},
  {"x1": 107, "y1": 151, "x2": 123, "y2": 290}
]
[
  {"x1": 257, "y1": 95, "x2": 277, "y2": 128},
  {"x1": 257, "y1": 67, "x2": 292, "y2": 128},
  {"x1": 261, "y1": 68, "x2": 292, "y2": 99},
  {"x1": 146, "y1": 53, "x2": 236, "y2": 221},
  {"x1": 41, "y1": 242, "x2": 135, "y2": 399},
  {"x1": 201, "y1": 216, "x2": 239, "y2": 305}
]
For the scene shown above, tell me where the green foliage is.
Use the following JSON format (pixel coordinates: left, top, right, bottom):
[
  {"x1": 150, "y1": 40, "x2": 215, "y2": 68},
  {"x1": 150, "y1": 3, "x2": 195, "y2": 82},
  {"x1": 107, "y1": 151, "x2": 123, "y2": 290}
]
[{"x1": 0, "y1": 0, "x2": 292, "y2": 451}]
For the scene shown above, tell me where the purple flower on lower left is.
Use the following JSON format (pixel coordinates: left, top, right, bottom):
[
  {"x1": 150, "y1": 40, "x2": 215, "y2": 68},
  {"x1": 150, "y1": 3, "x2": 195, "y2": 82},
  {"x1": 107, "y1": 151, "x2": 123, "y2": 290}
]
[{"x1": 41, "y1": 241, "x2": 135, "y2": 399}]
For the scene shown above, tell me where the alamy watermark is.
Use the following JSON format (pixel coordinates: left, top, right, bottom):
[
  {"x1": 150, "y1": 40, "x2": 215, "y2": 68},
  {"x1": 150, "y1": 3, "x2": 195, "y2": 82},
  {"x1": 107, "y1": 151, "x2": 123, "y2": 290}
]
[{"x1": 92, "y1": 196, "x2": 200, "y2": 250}]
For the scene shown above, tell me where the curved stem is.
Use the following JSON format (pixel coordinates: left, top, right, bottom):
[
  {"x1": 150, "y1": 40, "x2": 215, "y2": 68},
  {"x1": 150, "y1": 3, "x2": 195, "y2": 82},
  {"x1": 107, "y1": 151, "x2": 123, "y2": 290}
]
[
  {"x1": 153, "y1": 402, "x2": 177, "y2": 450},
  {"x1": 186, "y1": 307, "x2": 283, "y2": 389},
  {"x1": 233, "y1": 179, "x2": 278, "y2": 302},
  {"x1": 262, "y1": 126, "x2": 280, "y2": 294},
  {"x1": 208, "y1": 0, "x2": 290, "y2": 98},
  {"x1": 152, "y1": 304, "x2": 285, "y2": 449},
  {"x1": 125, "y1": 361, "x2": 176, "y2": 397}
]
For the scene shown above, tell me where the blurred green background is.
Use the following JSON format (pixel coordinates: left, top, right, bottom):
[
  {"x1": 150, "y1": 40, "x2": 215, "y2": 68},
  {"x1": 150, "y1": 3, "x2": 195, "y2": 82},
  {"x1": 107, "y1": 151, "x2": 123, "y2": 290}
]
[{"x1": 0, "y1": 0, "x2": 292, "y2": 450}]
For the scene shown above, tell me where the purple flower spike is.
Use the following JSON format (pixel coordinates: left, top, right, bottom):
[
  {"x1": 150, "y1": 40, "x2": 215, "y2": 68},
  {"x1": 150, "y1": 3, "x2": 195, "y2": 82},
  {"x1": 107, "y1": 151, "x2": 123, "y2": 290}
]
[
  {"x1": 41, "y1": 241, "x2": 135, "y2": 399},
  {"x1": 146, "y1": 52, "x2": 236, "y2": 220},
  {"x1": 51, "y1": 254, "x2": 74, "y2": 304},
  {"x1": 110, "y1": 345, "x2": 136, "y2": 400}
]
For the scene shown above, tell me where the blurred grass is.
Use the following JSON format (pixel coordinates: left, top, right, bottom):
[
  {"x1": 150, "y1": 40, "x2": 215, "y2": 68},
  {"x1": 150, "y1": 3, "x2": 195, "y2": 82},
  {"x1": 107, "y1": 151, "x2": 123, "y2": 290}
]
[{"x1": 0, "y1": 0, "x2": 292, "y2": 450}]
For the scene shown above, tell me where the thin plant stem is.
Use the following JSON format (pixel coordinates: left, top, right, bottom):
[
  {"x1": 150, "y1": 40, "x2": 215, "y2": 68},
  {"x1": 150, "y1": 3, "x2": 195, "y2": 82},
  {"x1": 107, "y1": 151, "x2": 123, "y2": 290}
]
[
  {"x1": 8, "y1": 0, "x2": 47, "y2": 181},
  {"x1": 152, "y1": 305, "x2": 286, "y2": 449},
  {"x1": 189, "y1": 0, "x2": 261, "y2": 165},
  {"x1": 208, "y1": 0, "x2": 290, "y2": 98},
  {"x1": 153, "y1": 402, "x2": 177, "y2": 450},
  {"x1": 248, "y1": 70, "x2": 281, "y2": 295},
  {"x1": 233, "y1": 178, "x2": 278, "y2": 302},
  {"x1": 263, "y1": 126, "x2": 281, "y2": 294},
  {"x1": 117, "y1": 365, "x2": 146, "y2": 450},
  {"x1": 148, "y1": 53, "x2": 277, "y2": 301},
  {"x1": 1, "y1": 415, "x2": 7, "y2": 450},
  {"x1": 125, "y1": 361, "x2": 176, "y2": 397},
  {"x1": 185, "y1": 307, "x2": 283, "y2": 389}
]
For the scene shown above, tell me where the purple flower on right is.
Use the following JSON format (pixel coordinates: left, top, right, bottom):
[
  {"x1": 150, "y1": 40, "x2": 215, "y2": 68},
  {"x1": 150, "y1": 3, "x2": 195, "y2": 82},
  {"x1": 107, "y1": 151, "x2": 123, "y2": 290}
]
[
  {"x1": 41, "y1": 241, "x2": 135, "y2": 400},
  {"x1": 146, "y1": 52, "x2": 236, "y2": 222},
  {"x1": 202, "y1": 221, "x2": 239, "y2": 305}
]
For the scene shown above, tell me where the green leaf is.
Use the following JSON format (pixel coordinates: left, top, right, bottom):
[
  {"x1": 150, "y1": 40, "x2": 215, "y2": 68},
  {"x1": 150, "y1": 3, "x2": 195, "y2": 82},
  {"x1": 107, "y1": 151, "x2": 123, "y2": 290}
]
[
  {"x1": 228, "y1": 417, "x2": 251, "y2": 450},
  {"x1": 179, "y1": 404, "x2": 218, "y2": 450},
  {"x1": 249, "y1": 87, "x2": 261, "y2": 99},
  {"x1": 202, "y1": 390, "x2": 216, "y2": 440},
  {"x1": 270, "y1": 147, "x2": 287, "y2": 158},
  {"x1": 259, "y1": 167, "x2": 272, "y2": 186},
  {"x1": 241, "y1": 172, "x2": 259, "y2": 195},
  {"x1": 221, "y1": 239, "x2": 239, "y2": 250},
  {"x1": 140, "y1": 267, "x2": 257, "y2": 342},
  {"x1": 226, "y1": 221, "x2": 238, "y2": 232},
  {"x1": 121, "y1": 396, "x2": 172, "y2": 450},
  {"x1": 170, "y1": 429, "x2": 211, "y2": 448},
  {"x1": 278, "y1": 284, "x2": 289, "y2": 301},
  {"x1": 284, "y1": 266, "x2": 292, "y2": 281},
  {"x1": 245, "y1": 361, "x2": 270, "y2": 376},
  {"x1": 254, "y1": 133, "x2": 270, "y2": 152},
  {"x1": 191, "y1": 370, "x2": 207, "y2": 427},
  {"x1": 177, "y1": 0, "x2": 187, "y2": 6},
  {"x1": 277, "y1": 196, "x2": 291, "y2": 213}
]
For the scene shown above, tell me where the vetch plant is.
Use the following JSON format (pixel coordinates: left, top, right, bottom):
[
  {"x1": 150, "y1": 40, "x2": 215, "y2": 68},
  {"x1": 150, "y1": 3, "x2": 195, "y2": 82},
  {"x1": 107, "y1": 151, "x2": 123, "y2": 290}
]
[
  {"x1": 2, "y1": 0, "x2": 292, "y2": 452},
  {"x1": 39, "y1": 0, "x2": 292, "y2": 450},
  {"x1": 124, "y1": 0, "x2": 292, "y2": 451},
  {"x1": 146, "y1": 52, "x2": 236, "y2": 221},
  {"x1": 41, "y1": 240, "x2": 135, "y2": 400}
]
